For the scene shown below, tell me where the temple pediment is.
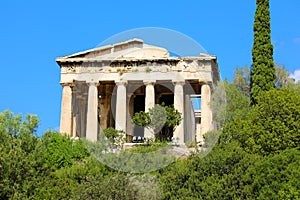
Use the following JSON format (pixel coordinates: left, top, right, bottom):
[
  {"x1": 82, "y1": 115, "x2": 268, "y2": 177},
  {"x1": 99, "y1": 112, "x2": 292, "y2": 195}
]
[{"x1": 56, "y1": 39, "x2": 170, "y2": 63}]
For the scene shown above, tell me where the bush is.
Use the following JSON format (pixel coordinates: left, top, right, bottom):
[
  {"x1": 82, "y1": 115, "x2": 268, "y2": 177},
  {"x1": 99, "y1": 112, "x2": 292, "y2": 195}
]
[
  {"x1": 222, "y1": 88, "x2": 300, "y2": 155},
  {"x1": 102, "y1": 127, "x2": 119, "y2": 143},
  {"x1": 203, "y1": 130, "x2": 221, "y2": 148},
  {"x1": 39, "y1": 131, "x2": 89, "y2": 169},
  {"x1": 243, "y1": 148, "x2": 300, "y2": 199}
]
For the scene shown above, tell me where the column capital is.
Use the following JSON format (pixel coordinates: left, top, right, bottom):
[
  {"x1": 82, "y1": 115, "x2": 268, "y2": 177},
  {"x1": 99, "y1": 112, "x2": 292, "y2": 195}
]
[
  {"x1": 115, "y1": 80, "x2": 127, "y2": 86},
  {"x1": 200, "y1": 81, "x2": 212, "y2": 86},
  {"x1": 60, "y1": 81, "x2": 74, "y2": 87},
  {"x1": 86, "y1": 81, "x2": 100, "y2": 87},
  {"x1": 143, "y1": 80, "x2": 156, "y2": 86},
  {"x1": 172, "y1": 80, "x2": 185, "y2": 86},
  {"x1": 127, "y1": 93, "x2": 135, "y2": 98}
]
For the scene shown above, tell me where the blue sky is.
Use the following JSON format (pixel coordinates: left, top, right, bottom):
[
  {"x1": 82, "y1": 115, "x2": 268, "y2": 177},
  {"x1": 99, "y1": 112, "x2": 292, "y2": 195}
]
[{"x1": 1, "y1": 0, "x2": 300, "y2": 136}]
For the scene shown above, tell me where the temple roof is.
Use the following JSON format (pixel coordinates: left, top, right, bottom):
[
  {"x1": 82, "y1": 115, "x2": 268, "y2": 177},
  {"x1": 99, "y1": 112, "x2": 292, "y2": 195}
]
[{"x1": 56, "y1": 38, "x2": 216, "y2": 63}]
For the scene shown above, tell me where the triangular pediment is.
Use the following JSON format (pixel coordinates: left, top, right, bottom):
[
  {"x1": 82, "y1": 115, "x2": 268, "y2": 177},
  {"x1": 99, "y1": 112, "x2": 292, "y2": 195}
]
[{"x1": 56, "y1": 38, "x2": 170, "y2": 62}]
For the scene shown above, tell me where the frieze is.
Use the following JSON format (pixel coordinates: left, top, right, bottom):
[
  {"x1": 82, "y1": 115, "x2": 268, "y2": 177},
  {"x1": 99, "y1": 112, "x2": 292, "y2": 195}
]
[{"x1": 61, "y1": 60, "x2": 187, "y2": 74}]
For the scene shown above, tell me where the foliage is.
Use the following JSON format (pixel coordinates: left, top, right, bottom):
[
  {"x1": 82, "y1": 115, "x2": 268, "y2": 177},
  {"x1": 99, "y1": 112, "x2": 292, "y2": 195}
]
[
  {"x1": 203, "y1": 130, "x2": 221, "y2": 148},
  {"x1": 132, "y1": 110, "x2": 151, "y2": 127},
  {"x1": 128, "y1": 174, "x2": 162, "y2": 200},
  {"x1": 102, "y1": 127, "x2": 119, "y2": 143},
  {"x1": 101, "y1": 127, "x2": 126, "y2": 145},
  {"x1": 250, "y1": 0, "x2": 276, "y2": 105},
  {"x1": 243, "y1": 148, "x2": 300, "y2": 199},
  {"x1": 148, "y1": 104, "x2": 168, "y2": 134},
  {"x1": 233, "y1": 66, "x2": 250, "y2": 97},
  {"x1": 1, "y1": 96, "x2": 300, "y2": 200},
  {"x1": 93, "y1": 148, "x2": 175, "y2": 174},
  {"x1": 159, "y1": 142, "x2": 261, "y2": 199},
  {"x1": 0, "y1": 110, "x2": 41, "y2": 199},
  {"x1": 130, "y1": 141, "x2": 169, "y2": 153},
  {"x1": 160, "y1": 142, "x2": 300, "y2": 200},
  {"x1": 132, "y1": 104, "x2": 182, "y2": 141},
  {"x1": 234, "y1": 65, "x2": 296, "y2": 95},
  {"x1": 39, "y1": 131, "x2": 89, "y2": 169},
  {"x1": 222, "y1": 88, "x2": 300, "y2": 155},
  {"x1": 275, "y1": 64, "x2": 294, "y2": 88},
  {"x1": 164, "y1": 104, "x2": 182, "y2": 132},
  {"x1": 76, "y1": 173, "x2": 162, "y2": 200},
  {"x1": 287, "y1": 80, "x2": 300, "y2": 95},
  {"x1": 211, "y1": 80, "x2": 250, "y2": 128},
  {"x1": 76, "y1": 173, "x2": 134, "y2": 199}
]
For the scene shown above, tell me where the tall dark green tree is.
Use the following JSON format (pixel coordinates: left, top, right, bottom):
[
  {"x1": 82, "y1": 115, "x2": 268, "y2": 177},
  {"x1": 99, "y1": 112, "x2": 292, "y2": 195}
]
[{"x1": 250, "y1": 0, "x2": 276, "y2": 105}]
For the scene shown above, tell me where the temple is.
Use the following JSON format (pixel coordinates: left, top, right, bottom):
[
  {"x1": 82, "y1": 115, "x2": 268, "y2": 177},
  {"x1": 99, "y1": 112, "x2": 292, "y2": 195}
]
[{"x1": 56, "y1": 39, "x2": 220, "y2": 144}]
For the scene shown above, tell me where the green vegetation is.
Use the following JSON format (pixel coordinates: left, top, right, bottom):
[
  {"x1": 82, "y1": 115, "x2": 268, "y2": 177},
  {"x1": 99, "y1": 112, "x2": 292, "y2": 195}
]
[
  {"x1": 222, "y1": 88, "x2": 300, "y2": 155},
  {"x1": 1, "y1": 75, "x2": 299, "y2": 199},
  {"x1": 250, "y1": 0, "x2": 276, "y2": 105},
  {"x1": 101, "y1": 127, "x2": 125, "y2": 144},
  {"x1": 211, "y1": 80, "x2": 250, "y2": 128},
  {"x1": 233, "y1": 66, "x2": 250, "y2": 97},
  {"x1": 132, "y1": 103, "x2": 181, "y2": 141}
]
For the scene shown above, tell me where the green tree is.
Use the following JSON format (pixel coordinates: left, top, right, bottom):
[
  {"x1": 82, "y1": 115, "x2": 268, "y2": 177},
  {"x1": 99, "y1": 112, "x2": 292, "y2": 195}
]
[
  {"x1": 275, "y1": 64, "x2": 294, "y2": 88},
  {"x1": 287, "y1": 81, "x2": 300, "y2": 95},
  {"x1": 233, "y1": 65, "x2": 294, "y2": 94},
  {"x1": 0, "y1": 110, "x2": 41, "y2": 199},
  {"x1": 38, "y1": 131, "x2": 89, "y2": 169},
  {"x1": 250, "y1": 0, "x2": 276, "y2": 105},
  {"x1": 233, "y1": 66, "x2": 250, "y2": 97},
  {"x1": 243, "y1": 148, "x2": 300, "y2": 199},
  {"x1": 148, "y1": 104, "x2": 168, "y2": 135},
  {"x1": 132, "y1": 104, "x2": 181, "y2": 141},
  {"x1": 159, "y1": 142, "x2": 260, "y2": 200},
  {"x1": 211, "y1": 80, "x2": 250, "y2": 129},
  {"x1": 222, "y1": 88, "x2": 300, "y2": 155},
  {"x1": 132, "y1": 111, "x2": 151, "y2": 127}
]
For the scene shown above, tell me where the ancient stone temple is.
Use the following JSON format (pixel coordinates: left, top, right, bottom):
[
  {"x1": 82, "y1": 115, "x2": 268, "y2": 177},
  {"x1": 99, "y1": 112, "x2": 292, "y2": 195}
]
[{"x1": 56, "y1": 39, "x2": 220, "y2": 144}]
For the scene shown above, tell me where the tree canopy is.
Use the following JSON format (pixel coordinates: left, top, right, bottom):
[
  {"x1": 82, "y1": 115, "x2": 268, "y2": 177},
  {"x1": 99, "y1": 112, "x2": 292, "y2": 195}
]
[{"x1": 250, "y1": 0, "x2": 276, "y2": 105}]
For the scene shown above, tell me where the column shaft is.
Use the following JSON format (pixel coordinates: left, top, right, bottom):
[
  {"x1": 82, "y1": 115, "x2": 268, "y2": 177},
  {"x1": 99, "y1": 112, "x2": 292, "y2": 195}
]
[
  {"x1": 115, "y1": 81, "x2": 127, "y2": 132},
  {"x1": 144, "y1": 81, "x2": 155, "y2": 138},
  {"x1": 200, "y1": 84, "x2": 212, "y2": 141},
  {"x1": 126, "y1": 95, "x2": 134, "y2": 139},
  {"x1": 60, "y1": 82, "x2": 73, "y2": 136},
  {"x1": 86, "y1": 82, "x2": 99, "y2": 141},
  {"x1": 173, "y1": 81, "x2": 185, "y2": 144}
]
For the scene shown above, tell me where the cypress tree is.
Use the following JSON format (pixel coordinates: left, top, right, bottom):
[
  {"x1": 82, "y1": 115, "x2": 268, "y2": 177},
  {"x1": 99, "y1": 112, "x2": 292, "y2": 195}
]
[{"x1": 250, "y1": 0, "x2": 276, "y2": 105}]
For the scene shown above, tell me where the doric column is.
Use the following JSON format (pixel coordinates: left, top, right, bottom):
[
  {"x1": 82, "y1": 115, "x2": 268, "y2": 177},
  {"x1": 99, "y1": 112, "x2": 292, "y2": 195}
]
[
  {"x1": 115, "y1": 81, "x2": 127, "y2": 132},
  {"x1": 173, "y1": 81, "x2": 185, "y2": 144},
  {"x1": 86, "y1": 82, "x2": 99, "y2": 141},
  {"x1": 144, "y1": 81, "x2": 156, "y2": 138},
  {"x1": 72, "y1": 116, "x2": 77, "y2": 137},
  {"x1": 200, "y1": 83, "x2": 212, "y2": 140},
  {"x1": 60, "y1": 82, "x2": 74, "y2": 136},
  {"x1": 126, "y1": 94, "x2": 135, "y2": 138}
]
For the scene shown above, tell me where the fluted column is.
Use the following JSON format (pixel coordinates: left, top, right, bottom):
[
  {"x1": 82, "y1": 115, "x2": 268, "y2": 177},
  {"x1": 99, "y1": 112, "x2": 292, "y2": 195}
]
[
  {"x1": 115, "y1": 81, "x2": 127, "y2": 132},
  {"x1": 200, "y1": 83, "x2": 212, "y2": 140},
  {"x1": 86, "y1": 82, "x2": 99, "y2": 141},
  {"x1": 60, "y1": 82, "x2": 74, "y2": 136},
  {"x1": 144, "y1": 81, "x2": 155, "y2": 138},
  {"x1": 173, "y1": 81, "x2": 185, "y2": 144}
]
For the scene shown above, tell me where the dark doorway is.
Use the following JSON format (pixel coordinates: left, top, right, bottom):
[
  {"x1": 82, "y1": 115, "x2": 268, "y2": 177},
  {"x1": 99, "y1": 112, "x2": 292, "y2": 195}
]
[
  {"x1": 133, "y1": 95, "x2": 145, "y2": 137},
  {"x1": 159, "y1": 94, "x2": 174, "y2": 106}
]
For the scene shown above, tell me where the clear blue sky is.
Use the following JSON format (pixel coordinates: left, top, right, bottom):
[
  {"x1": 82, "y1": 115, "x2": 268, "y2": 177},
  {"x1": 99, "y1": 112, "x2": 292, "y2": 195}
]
[{"x1": 1, "y1": 0, "x2": 300, "y2": 136}]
